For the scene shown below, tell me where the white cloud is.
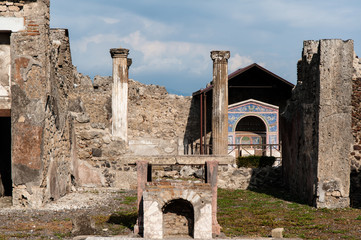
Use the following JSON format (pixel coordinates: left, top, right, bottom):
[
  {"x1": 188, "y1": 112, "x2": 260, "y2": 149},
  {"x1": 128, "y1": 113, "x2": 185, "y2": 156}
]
[
  {"x1": 228, "y1": 0, "x2": 356, "y2": 30},
  {"x1": 74, "y1": 33, "x2": 120, "y2": 52},
  {"x1": 100, "y1": 17, "x2": 120, "y2": 24},
  {"x1": 229, "y1": 54, "x2": 254, "y2": 72},
  {"x1": 120, "y1": 31, "x2": 215, "y2": 75},
  {"x1": 72, "y1": 30, "x2": 220, "y2": 81},
  {"x1": 260, "y1": 0, "x2": 354, "y2": 29}
]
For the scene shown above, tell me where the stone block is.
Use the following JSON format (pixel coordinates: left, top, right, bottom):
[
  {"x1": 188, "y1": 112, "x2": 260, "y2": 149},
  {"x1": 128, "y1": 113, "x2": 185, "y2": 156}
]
[
  {"x1": 72, "y1": 214, "x2": 97, "y2": 235},
  {"x1": 92, "y1": 148, "x2": 102, "y2": 157},
  {"x1": 271, "y1": 227, "x2": 284, "y2": 238},
  {"x1": 8, "y1": 5, "x2": 19, "y2": 11}
]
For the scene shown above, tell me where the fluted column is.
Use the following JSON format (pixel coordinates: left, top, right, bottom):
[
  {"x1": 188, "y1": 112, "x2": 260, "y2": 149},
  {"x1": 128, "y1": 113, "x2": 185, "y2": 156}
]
[
  {"x1": 211, "y1": 50, "x2": 230, "y2": 155},
  {"x1": 110, "y1": 48, "x2": 132, "y2": 142}
]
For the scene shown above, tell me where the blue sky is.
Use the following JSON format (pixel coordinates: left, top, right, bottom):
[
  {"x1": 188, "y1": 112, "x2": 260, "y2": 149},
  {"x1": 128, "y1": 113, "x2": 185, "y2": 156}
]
[{"x1": 50, "y1": 0, "x2": 361, "y2": 95}]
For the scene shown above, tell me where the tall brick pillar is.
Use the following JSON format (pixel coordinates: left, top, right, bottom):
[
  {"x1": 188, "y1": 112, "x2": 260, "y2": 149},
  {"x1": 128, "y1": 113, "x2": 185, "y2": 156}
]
[
  {"x1": 206, "y1": 161, "x2": 221, "y2": 235},
  {"x1": 211, "y1": 50, "x2": 230, "y2": 155},
  {"x1": 110, "y1": 48, "x2": 132, "y2": 142},
  {"x1": 134, "y1": 161, "x2": 149, "y2": 236}
]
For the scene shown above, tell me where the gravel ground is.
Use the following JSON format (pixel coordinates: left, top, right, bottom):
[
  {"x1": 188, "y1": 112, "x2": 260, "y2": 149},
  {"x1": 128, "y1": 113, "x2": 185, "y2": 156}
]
[{"x1": 0, "y1": 188, "x2": 138, "y2": 239}]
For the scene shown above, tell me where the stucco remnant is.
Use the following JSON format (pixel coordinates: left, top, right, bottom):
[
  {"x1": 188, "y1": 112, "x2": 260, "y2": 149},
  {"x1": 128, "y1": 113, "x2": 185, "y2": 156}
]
[{"x1": 110, "y1": 48, "x2": 131, "y2": 142}]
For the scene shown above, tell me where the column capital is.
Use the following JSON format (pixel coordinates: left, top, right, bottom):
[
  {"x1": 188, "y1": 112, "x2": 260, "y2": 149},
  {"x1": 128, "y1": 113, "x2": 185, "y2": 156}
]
[
  {"x1": 210, "y1": 50, "x2": 230, "y2": 63},
  {"x1": 110, "y1": 48, "x2": 129, "y2": 58}
]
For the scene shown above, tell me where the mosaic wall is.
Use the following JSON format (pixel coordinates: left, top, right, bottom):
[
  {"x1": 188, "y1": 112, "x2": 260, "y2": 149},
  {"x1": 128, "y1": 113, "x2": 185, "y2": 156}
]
[{"x1": 228, "y1": 99, "x2": 279, "y2": 148}]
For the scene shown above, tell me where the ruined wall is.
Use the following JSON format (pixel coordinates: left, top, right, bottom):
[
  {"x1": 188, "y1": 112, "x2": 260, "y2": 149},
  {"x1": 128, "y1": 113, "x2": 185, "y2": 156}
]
[
  {"x1": 282, "y1": 39, "x2": 353, "y2": 208},
  {"x1": 128, "y1": 80, "x2": 198, "y2": 155},
  {"x1": 3, "y1": 0, "x2": 77, "y2": 207},
  {"x1": 41, "y1": 28, "x2": 75, "y2": 203},
  {"x1": 68, "y1": 72, "x2": 200, "y2": 189},
  {"x1": 10, "y1": 0, "x2": 51, "y2": 207}
]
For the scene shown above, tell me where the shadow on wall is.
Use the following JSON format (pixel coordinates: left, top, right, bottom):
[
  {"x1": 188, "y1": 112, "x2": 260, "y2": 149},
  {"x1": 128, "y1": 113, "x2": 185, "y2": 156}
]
[
  {"x1": 350, "y1": 170, "x2": 361, "y2": 208},
  {"x1": 245, "y1": 166, "x2": 308, "y2": 205},
  {"x1": 183, "y1": 96, "x2": 201, "y2": 155}
]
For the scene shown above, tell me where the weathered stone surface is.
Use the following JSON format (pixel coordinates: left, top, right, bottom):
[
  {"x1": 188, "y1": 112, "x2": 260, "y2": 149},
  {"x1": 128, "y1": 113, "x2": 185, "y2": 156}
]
[
  {"x1": 282, "y1": 39, "x2": 353, "y2": 208},
  {"x1": 76, "y1": 161, "x2": 105, "y2": 187},
  {"x1": 12, "y1": 124, "x2": 42, "y2": 169}
]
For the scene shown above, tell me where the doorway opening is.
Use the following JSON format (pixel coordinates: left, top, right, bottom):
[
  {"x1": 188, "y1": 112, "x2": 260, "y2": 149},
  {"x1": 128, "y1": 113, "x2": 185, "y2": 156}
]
[{"x1": 0, "y1": 116, "x2": 11, "y2": 196}]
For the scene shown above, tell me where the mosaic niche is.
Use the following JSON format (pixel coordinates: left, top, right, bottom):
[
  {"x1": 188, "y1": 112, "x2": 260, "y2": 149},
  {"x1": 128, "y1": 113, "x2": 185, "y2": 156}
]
[{"x1": 228, "y1": 99, "x2": 279, "y2": 150}]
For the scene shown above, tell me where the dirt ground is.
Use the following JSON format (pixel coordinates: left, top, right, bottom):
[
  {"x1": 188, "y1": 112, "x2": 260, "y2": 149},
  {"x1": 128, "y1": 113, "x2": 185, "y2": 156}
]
[{"x1": 0, "y1": 188, "x2": 138, "y2": 239}]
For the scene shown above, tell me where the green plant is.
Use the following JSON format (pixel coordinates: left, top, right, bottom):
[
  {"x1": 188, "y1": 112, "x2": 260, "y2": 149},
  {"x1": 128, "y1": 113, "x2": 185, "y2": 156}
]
[
  {"x1": 236, "y1": 155, "x2": 276, "y2": 168},
  {"x1": 108, "y1": 211, "x2": 138, "y2": 230},
  {"x1": 123, "y1": 196, "x2": 137, "y2": 205}
]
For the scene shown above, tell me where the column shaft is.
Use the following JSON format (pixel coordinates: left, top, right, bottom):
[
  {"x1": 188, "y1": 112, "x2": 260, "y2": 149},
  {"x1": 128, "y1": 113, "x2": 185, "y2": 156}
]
[
  {"x1": 211, "y1": 51, "x2": 230, "y2": 155},
  {"x1": 110, "y1": 48, "x2": 131, "y2": 141}
]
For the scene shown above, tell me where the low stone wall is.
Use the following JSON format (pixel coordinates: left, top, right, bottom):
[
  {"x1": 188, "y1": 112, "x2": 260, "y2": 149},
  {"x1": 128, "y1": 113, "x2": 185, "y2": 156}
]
[{"x1": 143, "y1": 161, "x2": 282, "y2": 191}]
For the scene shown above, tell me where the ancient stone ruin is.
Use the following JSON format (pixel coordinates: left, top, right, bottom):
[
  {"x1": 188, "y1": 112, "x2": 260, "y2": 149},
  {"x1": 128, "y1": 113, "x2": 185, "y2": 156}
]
[{"x1": 1, "y1": 4, "x2": 361, "y2": 239}]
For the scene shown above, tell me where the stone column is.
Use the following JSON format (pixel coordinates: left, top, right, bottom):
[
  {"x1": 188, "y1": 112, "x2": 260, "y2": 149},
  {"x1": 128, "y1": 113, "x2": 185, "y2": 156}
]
[
  {"x1": 211, "y1": 50, "x2": 230, "y2": 155},
  {"x1": 110, "y1": 48, "x2": 131, "y2": 142}
]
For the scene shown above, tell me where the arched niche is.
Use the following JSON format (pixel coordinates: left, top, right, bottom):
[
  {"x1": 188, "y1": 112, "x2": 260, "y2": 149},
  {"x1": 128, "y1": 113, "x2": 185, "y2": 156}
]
[
  {"x1": 228, "y1": 99, "x2": 279, "y2": 156},
  {"x1": 162, "y1": 198, "x2": 194, "y2": 238},
  {"x1": 235, "y1": 115, "x2": 267, "y2": 145}
]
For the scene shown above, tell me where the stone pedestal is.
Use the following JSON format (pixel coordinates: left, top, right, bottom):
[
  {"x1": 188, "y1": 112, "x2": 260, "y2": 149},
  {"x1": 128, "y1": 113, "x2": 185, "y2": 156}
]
[
  {"x1": 211, "y1": 50, "x2": 230, "y2": 155},
  {"x1": 110, "y1": 48, "x2": 131, "y2": 142}
]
